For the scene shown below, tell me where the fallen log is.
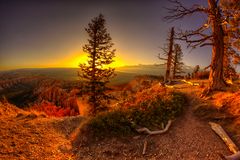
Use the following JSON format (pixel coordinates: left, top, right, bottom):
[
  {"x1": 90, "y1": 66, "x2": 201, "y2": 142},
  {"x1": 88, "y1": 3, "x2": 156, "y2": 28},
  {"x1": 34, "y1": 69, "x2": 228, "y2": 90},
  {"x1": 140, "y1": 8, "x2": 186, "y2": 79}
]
[
  {"x1": 209, "y1": 122, "x2": 239, "y2": 154},
  {"x1": 209, "y1": 122, "x2": 240, "y2": 160},
  {"x1": 181, "y1": 79, "x2": 199, "y2": 86},
  {"x1": 136, "y1": 120, "x2": 172, "y2": 135},
  {"x1": 224, "y1": 151, "x2": 240, "y2": 160},
  {"x1": 165, "y1": 84, "x2": 174, "y2": 89}
]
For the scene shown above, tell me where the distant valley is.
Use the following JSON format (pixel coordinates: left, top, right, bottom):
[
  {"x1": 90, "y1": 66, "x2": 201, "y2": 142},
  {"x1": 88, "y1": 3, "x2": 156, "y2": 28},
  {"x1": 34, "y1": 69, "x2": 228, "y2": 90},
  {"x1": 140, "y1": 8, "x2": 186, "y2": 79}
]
[{"x1": 0, "y1": 64, "x2": 193, "y2": 85}]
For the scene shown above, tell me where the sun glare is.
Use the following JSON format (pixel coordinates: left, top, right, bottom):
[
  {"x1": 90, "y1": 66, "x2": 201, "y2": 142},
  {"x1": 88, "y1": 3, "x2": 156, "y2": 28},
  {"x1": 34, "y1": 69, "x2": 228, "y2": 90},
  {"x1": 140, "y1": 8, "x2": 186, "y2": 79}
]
[
  {"x1": 70, "y1": 53, "x2": 89, "y2": 67},
  {"x1": 67, "y1": 52, "x2": 126, "y2": 68}
]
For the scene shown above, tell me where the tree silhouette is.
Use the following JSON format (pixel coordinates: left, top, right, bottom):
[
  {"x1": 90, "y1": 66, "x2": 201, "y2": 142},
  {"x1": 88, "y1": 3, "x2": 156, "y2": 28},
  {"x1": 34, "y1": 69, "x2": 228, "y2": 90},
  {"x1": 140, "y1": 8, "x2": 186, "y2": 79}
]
[
  {"x1": 192, "y1": 65, "x2": 200, "y2": 79},
  {"x1": 79, "y1": 14, "x2": 116, "y2": 115},
  {"x1": 172, "y1": 44, "x2": 184, "y2": 79},
  {"x1": 164, "y1": 0, "x2": 240, "y2": 94},
  {"x1": 158, "y1": 27, "x2": 175, "y2": 82}
]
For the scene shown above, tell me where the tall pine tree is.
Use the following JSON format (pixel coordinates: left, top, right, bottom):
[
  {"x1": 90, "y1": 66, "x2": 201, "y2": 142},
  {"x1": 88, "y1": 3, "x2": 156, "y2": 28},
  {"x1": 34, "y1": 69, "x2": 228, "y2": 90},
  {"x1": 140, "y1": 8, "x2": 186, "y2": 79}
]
[
  {"x1": 172, "y1": 44, "x2": 184, "y2": 79},
  {"x1": 79, "y1": 14, "x2": 116, "y2": 116}
]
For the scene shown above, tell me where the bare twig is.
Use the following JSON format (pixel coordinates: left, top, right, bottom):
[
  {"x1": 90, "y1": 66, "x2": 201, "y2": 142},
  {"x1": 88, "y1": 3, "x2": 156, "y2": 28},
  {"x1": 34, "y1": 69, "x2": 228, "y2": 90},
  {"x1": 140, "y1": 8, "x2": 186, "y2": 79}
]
[
  {"x1": 142, "y1": 140, "x2": 148, "y2": 155},
  {"x1": 163, "y1": 0, "x2": 214, "y2": 49},
  {"x1": 164, "y1": 0, "x2": 208, "y2": 22},
  {"x1": 136, "y1": 120, "x2": 172, "y2": 135}
]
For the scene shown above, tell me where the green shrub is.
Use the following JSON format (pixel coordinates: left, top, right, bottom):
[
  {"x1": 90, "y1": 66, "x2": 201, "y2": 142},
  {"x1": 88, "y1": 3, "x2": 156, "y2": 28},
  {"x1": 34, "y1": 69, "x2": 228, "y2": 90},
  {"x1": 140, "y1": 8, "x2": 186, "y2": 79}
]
[
  {"x1": 79, "y1": 91, "x2": 186, "y2": 138},
  {"x1": 83, "y1": 110, "x2": 134, "y2": 137}
]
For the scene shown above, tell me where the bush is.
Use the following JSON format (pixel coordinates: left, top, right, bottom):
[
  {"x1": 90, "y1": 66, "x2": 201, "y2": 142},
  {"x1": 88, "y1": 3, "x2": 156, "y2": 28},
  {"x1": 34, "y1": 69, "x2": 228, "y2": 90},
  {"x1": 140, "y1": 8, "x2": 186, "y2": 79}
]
[
  {"x1": 83, "y1": 110, "x2": 134, "y2": 137},
  {"x1": 194, "y1": 71, "x2": 210, "y2": 79},
  {"x1": 30, "y1": 101, "x2": 79, "y2": 117},
  {"x1": 78, "y1": 91, "x2": 186, "y2": 138}
]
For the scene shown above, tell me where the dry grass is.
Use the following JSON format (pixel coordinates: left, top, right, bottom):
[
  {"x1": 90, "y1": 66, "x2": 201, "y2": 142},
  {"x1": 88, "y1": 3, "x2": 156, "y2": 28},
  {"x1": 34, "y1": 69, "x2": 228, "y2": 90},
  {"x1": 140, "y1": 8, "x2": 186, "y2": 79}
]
[{"x1": 0, "y1": 102, "x2": 84, "y2": 160}]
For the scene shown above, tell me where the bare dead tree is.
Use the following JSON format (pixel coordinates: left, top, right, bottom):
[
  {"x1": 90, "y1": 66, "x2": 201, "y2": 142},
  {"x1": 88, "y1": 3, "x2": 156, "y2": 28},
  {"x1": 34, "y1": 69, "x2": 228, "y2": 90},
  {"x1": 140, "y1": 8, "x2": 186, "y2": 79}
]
[
  {"x1": 164, "y1": 0, "x2": 232, "y2": 94},
  {"x1": 158, "y1": 27, "x2": 175, "y2": 82}
]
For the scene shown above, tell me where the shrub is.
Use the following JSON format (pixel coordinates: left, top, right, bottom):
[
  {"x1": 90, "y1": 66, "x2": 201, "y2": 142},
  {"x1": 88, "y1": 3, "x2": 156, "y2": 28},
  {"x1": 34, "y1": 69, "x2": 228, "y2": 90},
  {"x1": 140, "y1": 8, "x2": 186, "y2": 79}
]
[
  {"x1": 82, "y1": 110, "x2": 134, "y2": 137},
  {"x1": 30, "y1": 101, "x2": 78, "y2": 117},
  {"x1": 194, "y1": 71, "x2": 210, "y2": 79},
  {"x1": 78, "y1": 91, "x2": 186, "y2": 138}
]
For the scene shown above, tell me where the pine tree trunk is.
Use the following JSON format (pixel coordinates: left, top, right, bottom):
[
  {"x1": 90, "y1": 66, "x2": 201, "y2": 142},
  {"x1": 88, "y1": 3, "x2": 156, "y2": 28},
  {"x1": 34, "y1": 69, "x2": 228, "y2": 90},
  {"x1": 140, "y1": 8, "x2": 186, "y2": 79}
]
[
  {"x1": 165, "y1": 27, "x2": 174, "y2": 82},
  {"x1": 91, "y1": 30, "x2": 97, "y2": 115},
  {"x1": 208, "y1": 0, "x2": 226, "y2": 91}
]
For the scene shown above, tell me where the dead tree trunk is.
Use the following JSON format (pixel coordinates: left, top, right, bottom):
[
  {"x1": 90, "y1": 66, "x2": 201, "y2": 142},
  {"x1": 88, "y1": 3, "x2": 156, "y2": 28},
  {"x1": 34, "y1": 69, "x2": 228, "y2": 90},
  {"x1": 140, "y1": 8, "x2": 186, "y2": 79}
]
[
  {"x1": 208, "y1": 0, "x2": 227, "y2": 91},
  {"x1": 165, "y1": 27, "x2": 174, "y2": 82}
]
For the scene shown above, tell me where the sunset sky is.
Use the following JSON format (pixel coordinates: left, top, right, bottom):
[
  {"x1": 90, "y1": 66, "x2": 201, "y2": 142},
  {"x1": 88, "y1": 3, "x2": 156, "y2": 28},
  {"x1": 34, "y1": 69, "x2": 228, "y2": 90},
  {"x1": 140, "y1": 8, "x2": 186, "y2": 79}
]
[{"x1": 0, "y1": 0, "x2": 212, "y2": 70}]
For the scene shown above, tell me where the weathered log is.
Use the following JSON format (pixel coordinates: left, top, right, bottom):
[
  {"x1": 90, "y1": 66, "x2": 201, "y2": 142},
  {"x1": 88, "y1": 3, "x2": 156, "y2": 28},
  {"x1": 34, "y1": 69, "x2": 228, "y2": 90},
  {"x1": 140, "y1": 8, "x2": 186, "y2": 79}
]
[
  {"x1": 165, "y1": 84, "x2": 174, "y2": 89},
  {"x1": 209, "y1": 122, "x2": 239, "y2": 153},
  {"x1": 136, "y1": 120, "x2": 172, "y2": 135},
  {"x1": 181, "y1": 79, "x2": 199, "y2": 86}
]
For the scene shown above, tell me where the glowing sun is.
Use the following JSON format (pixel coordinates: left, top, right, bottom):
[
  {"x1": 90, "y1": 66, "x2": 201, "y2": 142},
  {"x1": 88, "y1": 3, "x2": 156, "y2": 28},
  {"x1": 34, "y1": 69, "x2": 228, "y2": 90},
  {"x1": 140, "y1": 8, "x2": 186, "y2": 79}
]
[{"x1": 69, "y1": 52, "x2": 126, "y2": 68}]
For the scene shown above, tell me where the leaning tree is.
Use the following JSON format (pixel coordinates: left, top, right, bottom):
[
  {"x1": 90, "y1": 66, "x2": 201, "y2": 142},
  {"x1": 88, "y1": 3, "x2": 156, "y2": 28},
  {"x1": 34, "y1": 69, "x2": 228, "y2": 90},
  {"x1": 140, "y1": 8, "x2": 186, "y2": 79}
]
[
  {"x1": 79, "y1": 14, "x2": 116, "y2": 115},
  {"x1": 164, "y1": 0, "x2": 240, "y2": 93}
]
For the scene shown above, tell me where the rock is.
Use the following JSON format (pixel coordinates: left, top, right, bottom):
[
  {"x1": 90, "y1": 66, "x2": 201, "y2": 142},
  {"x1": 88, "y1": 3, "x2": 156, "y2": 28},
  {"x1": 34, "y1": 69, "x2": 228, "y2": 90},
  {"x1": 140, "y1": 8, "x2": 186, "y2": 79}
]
[
  {"x1": 38, "y1": 114, "x2": 47, "y2": 118},
  {"x1": 58, "y1": 144, "x2": 72, "y2": 153},
  {"x1": 25, "y1": 113, "x2": 37, "y2": 120},
  {"x1": 16, "y1": 113, "x2": 26, "y2": 119}
]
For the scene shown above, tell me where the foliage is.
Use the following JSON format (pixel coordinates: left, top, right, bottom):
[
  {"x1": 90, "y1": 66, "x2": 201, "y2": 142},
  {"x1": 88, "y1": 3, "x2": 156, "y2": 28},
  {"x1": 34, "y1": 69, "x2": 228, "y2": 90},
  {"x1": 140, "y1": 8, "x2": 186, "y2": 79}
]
[
  {"x1": 78, "y1": 90, "x2": 186, "y2": 137},
  {"x1": 195, "y1": 71, "x2": 210, "y2": 80},
  {"x1": 193, "y1": 65, "x2": 200, "y2": 75},
  {"x1": 172, "y1": 44, "x2": 184, "y2": 78},
  {"x1": 31, "y1": 101, "x2": 79, "y2": 117},
  {"x1": 221, "y1": 0, "x2": 240, "y2": 51},
  {"x1": 79, "y1": 14, "x2": 116, "y2": 115}
]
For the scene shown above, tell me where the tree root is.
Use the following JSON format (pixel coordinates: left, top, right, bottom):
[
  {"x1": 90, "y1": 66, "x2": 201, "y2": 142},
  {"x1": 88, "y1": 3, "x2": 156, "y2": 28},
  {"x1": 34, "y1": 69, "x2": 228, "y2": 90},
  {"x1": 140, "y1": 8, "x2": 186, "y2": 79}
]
[{"x1": 136, "y1": 120, "x2": 172, "y2": 135}]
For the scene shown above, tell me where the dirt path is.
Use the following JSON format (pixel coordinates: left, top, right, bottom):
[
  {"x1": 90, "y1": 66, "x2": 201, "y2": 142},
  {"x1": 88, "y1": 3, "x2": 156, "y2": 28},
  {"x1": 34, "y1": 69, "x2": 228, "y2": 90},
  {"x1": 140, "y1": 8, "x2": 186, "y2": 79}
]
[
  {"x1": 148, "y1": 91, "x2": 230, "y2": 159},
  {"x1": 74, "y1": 86, "x2": 231, "y2": 160}
]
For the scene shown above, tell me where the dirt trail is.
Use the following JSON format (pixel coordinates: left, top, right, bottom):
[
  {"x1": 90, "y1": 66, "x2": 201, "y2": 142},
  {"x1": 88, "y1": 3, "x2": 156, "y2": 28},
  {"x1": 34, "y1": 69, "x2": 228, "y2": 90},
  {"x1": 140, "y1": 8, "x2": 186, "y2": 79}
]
[
  {"x1": 73, "y1": 85, "x2": 232, "y2": 160},
  {"x1": 148, "y1": 89, "x2": 230, "y2": 159},
  {"x1": 0, "y1": 85, "x2": 233, "y2": 160}
]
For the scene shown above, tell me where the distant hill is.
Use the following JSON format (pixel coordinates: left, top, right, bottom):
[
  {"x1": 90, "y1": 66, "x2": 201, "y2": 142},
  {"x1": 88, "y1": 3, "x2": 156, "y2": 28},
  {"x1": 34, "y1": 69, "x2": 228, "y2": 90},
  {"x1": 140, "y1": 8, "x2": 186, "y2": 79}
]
[{"x1": 0, "y1": 64, "x2": 193, "y2": 84}]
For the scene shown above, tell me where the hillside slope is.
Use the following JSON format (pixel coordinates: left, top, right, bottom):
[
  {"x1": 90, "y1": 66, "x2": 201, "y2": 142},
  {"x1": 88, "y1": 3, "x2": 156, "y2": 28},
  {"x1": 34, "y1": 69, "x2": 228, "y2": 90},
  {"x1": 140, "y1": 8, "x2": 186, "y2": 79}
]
[
  {"x1": 1, "y1": 82, "x2": 237, "y2": 159},
  {"x1": 0, "y1": 102, "x2": 83, "y2": 160}
]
